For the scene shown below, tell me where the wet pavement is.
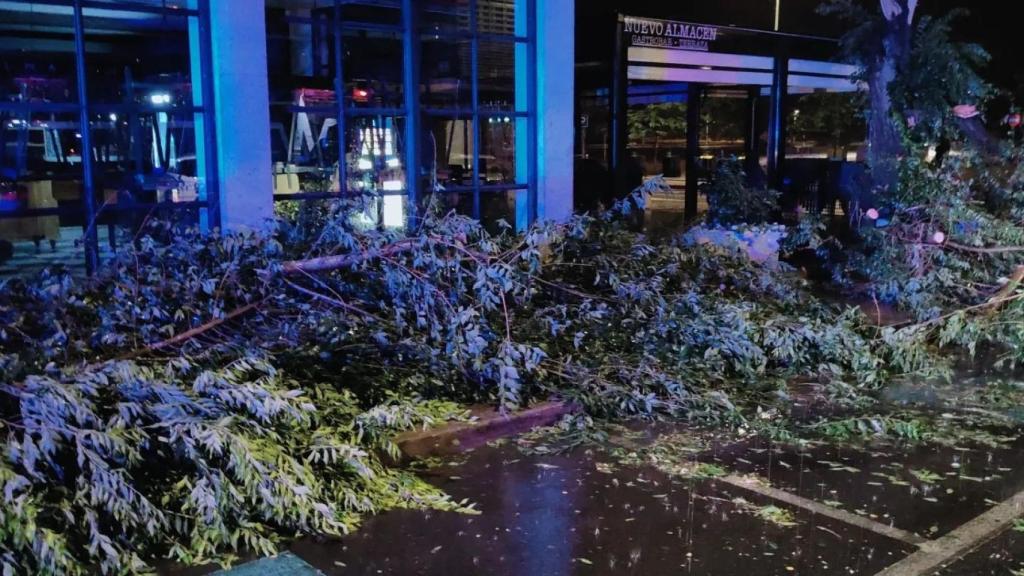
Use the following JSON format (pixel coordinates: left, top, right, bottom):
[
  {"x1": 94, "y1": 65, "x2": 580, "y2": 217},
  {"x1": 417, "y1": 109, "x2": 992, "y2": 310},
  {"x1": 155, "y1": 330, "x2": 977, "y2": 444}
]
[
  {"x1": 698, "y1": 434, "x2": 1024, "y2": 539},
  {"x1": 292, "y1": 442, "x2": 913, "y2": 576},
  {"x1": 933, "y1": 527, "x2": 1024, "y2": 575},
  {"x1": 197, "y1": 419, "x2": 1024, "y2": 576}
]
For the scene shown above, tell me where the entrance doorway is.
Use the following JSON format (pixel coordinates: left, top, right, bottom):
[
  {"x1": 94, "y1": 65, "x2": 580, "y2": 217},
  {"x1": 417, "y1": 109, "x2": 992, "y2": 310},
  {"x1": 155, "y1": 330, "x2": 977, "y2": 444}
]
[{"x1": 609, "y1": 16, "x2": 866, "y2": 224}]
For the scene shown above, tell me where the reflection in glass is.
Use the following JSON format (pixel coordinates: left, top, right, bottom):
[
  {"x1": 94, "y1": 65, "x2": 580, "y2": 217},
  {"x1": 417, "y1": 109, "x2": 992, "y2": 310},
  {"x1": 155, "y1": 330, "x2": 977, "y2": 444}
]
[
  {"x1": 342, "y1": 29, "x2": 404, "y2": 109},
  {"x1": 83, "y1": 9, "x2": 196, "y2": 107},
  {"x1": 0, "y1": 3, "x2": 78, "y2": 103},
  {"x1": 420, "y1": 1, "x2": 470, "y2": 34},
  {"x1": 420, "y1": 37, "x2": 472, "y2": 110},
  {"x1": 0, "y1": 113, "x2": 84, "y2": 271},
  {"x1": 478, "y1": 40, "x2": 516, "y2": 111},
  {"x1": 480, "y1": 114, "x2": 515, "y2": 184},
  {"x1": 424, "y1": 115, "x2": 474, "y2": 191}
]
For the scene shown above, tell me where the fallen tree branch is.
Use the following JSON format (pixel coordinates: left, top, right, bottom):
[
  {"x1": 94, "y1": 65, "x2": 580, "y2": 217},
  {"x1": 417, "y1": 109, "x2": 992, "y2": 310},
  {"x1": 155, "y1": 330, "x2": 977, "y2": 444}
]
[
  {"x1": 281, "y1": 277, "x2": 378, "y2": 320},
  {"x1": 985, "y1": 265, "x2": 1024, "y2": 312},
  {"x1": 281, "y1": 238, "x2": 421, "y2": 275},
  {"x1": 945, "y1": 242, "x2": 1024, "y2": 255},
  {"x1": 148, "y1": 300, "x2": 265, "y2": 352}
]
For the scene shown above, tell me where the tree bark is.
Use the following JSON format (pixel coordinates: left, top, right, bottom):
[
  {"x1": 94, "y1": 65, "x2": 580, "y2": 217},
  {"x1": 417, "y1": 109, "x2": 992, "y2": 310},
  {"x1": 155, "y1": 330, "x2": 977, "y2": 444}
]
[{"x1": 867, "y1": 0, "x2": 917, "y2": 193}]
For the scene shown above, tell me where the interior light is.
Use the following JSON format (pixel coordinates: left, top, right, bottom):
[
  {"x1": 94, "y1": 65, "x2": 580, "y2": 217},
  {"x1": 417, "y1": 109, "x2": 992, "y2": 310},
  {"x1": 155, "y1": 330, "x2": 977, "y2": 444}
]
[
  {"x1": 382, "y1": 179, "x2": 403, "y2": 192},
  {"x1": 357, "y1": 158, "x2": 373, "y2": 170},
  {"x1": 386, "y1": 158, "x2": 401, "y2": 168},
  {"x1": 382, "y1": 195, "x2": 405, "y2": 228},
  {"x1": 150, "y1": 93, "x2": 171, "y2": 105},
  {"x1": 109, "y1": 113, "x2": 118, "y2": 122}
]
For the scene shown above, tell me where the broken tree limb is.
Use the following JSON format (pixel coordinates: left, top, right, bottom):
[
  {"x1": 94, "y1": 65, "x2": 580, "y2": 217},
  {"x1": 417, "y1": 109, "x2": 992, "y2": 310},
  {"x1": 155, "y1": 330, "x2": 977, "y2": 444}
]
[
  {"x1": 946, "y1": 241, "x2": 1024, "y2": 255},
  {"x1": 985, "y1": 265, "x2": 1024, "y2": 311},
  {"x1": 147, "y1": 300, "x2": 264, "y2": 352},
  {"x1": 281, "y1": 277, "x2": 378, "y2": 320},
  {"x1": 281, "y1": 238, "x2": 421, "y2": 275}
]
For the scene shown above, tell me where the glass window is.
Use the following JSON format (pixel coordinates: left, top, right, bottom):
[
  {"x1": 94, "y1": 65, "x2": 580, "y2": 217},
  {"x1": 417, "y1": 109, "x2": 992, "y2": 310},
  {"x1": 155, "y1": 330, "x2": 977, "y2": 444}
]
[
  {"x1": 0, "y1": 3, "x2": 78, "y2": 103},
  {"x1": 83, "y1": 10, "x2": 195, "y2": 106},
  {"x1": 424, "y1": 115, "x2": 476, "y2": 191},
  {"x1": 421, "y1": 1, "x2": 470, "y2": 35},
  {"x1": 420, "y1": 37, "x2": 472, "y2": 110},
  {"x1": 343, "y1": 115, "x2": 406, "y2": 197},
  {"x1": 477, "y1": 39, "x2": 516, "y2": 111},
  {"x1": 342, "y1": 28, "x2": 404, "y2": 109},
  {"x1": 0, "y1": 0, "x2": 212, "y2": 277},
  {"x1": 266, "y1": 0, "x2": 535, "y2": 229},
  {"x1": 478, "y1": 0, "x2": 517, "y2": 35}
]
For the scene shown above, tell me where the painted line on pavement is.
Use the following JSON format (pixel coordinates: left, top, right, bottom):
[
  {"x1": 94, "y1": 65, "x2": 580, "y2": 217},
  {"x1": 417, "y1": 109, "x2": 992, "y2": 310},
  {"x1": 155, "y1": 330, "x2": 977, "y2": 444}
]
[{"x1": 720, "y1": 474, "x2": 929, "y2": 547}]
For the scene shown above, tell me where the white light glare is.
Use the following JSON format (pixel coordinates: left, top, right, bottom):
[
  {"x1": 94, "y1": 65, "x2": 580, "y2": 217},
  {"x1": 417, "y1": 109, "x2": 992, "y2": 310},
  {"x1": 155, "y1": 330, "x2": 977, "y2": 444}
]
[{"x1": 382, "y1": 195, "x2": 405, "y2": 228}]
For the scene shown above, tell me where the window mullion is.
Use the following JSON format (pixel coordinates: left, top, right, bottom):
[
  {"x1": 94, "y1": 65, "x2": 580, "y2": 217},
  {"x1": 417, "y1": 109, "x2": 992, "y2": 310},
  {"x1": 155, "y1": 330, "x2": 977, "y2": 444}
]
[{"x1": 470, "y1": 0, "x2": 481, "y2": 220}]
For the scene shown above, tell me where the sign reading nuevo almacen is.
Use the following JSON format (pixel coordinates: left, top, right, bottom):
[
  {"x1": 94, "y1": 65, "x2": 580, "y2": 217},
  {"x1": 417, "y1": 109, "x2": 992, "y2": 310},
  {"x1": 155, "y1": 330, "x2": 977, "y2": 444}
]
[{"x1": 623, "y1": 16, "x2": 719, "y2": 52}]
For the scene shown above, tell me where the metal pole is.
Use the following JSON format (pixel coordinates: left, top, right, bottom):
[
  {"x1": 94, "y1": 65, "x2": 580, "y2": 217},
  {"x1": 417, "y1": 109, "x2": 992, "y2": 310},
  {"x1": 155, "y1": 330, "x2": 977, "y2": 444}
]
[
  {"x1": 767, "y1": 55, "x2": 789, "y2": 191},
  {"x1": 685, "y1": 83, "x2": 702, "y2": 220},
  {"x1": 470, "y1": 0, "x2": 481, "y2": 220},
  {"x1": 401, "y1": 0, "x2": 421, "y2": 227},
  {"x1": 73, "y1": 0, "x2": 99, "y2": 274},
  {"x1": 333, "y1": 0, "x2": 348, "y2": 197},
  {"x1": 610, "y1": 13, "x2": 628, "y2": 198},
  {"x1": 744, "y1": 87, "x2": 759, "y2": 179}
]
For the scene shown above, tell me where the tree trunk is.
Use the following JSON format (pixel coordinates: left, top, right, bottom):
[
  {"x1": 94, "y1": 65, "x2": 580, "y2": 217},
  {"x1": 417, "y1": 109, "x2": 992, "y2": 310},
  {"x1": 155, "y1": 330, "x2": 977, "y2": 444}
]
[{"x1": 867, "y1": 0, "x2": 917, "y2": 193}]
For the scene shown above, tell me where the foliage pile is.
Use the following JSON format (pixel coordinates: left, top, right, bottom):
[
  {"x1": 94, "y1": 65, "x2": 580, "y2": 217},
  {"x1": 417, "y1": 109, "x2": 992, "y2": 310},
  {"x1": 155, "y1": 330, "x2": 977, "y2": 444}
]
[
  {"x1": 0, "y1": 184, "x2": 946, "y2": 573},
  {"x1": 704, "y1": 159, "x2": 780, "y2": 227},
  {"x1": 814, "y1": 3, "x2": 1024, "y2": 372}
]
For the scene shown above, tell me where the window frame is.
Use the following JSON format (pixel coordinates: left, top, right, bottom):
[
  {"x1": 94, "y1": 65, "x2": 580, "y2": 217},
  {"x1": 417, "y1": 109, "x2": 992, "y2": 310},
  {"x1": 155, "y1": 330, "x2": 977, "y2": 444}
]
[
  {"x1": 268, "y1": 0, "x2": 538, "y2": 227},
  {"x1": 0, "y1": 0, "x2": 218, "y2": 274}
]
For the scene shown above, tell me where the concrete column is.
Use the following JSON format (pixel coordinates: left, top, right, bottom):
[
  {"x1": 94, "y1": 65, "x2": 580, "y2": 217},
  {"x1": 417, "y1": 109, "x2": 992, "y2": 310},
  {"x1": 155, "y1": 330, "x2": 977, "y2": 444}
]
[
  {"x1": 207, "y1": 0, "x2": 274, "y2": 231},
  {"x1": 535, "y1": 0, "x2": 574, "y2": 223}
]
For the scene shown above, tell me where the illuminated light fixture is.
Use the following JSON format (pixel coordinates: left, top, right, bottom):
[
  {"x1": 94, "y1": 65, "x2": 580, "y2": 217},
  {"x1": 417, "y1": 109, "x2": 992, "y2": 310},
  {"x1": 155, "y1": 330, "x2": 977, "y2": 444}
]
[
  {"x1": 109, "y1": 113, "x2": 118, "y2": 122},
  {"x1": 353, "y1": 87, "x2": 371, "y2": 103},
  {"x1": 382, "y1": 195, "x2": 405, "y2": 228},
  {"x1": 382, "y1": 179, "x2": 403, "y2": 192},
  {"x1": 357, "y1": 158, "x2": 373, "y2": 170},
  {"x1": 386, "y1": 157, "x2": 401, "y2": 168},
  {"x1": 503, "y1": 116, "x2": 511, "y2": 123},
  {"x1": 700, "y1": 66, "x2": 713, "y2": 70},
  {"x1": 150, "y1": 93, "x2": 172, "y2": 105}
]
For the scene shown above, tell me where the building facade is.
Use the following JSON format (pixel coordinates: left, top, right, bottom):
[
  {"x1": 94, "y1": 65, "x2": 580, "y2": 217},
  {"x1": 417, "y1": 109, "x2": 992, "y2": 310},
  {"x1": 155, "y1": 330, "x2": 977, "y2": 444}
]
[{"x1": 0, "y1": 0, "x2": 573, "y2": 274}]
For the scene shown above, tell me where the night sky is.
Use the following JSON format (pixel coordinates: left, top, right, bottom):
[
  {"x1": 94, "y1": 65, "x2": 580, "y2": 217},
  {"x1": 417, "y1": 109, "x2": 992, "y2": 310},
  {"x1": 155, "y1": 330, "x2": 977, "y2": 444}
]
[{"x1": 578, "y1": 0, "x2": 1024, "y2": 104}]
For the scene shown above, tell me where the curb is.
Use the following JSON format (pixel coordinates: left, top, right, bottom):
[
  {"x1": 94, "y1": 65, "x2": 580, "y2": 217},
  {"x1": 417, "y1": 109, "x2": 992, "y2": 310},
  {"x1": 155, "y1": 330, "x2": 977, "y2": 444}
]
[{"x1": 395, "y1": 400, "x2": 578, "y2": 458}]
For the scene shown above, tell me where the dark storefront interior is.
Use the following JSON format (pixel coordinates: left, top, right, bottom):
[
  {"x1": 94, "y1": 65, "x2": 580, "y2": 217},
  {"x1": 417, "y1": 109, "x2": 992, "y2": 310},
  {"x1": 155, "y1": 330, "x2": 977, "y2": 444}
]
[{"x1": 574, "y1": 2, "x2": 868, "y2": 227}]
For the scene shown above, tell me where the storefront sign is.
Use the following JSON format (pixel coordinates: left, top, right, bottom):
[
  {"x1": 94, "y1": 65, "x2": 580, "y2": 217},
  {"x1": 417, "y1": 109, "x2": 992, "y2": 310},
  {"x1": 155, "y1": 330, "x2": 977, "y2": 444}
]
[{"x1": 624, "y1": 17, "x2": 719, "y2": 52}]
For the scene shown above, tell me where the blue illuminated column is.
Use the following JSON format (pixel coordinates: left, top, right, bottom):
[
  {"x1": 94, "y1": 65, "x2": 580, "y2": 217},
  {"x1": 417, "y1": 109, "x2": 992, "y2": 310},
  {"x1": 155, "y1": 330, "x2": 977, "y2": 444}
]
[
  {"x1": 534, "y1": 0, "x2": 574, "y2": 224},
  {"x1": 206, "y1": 0, "x2": 275, "y2": 231}
]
